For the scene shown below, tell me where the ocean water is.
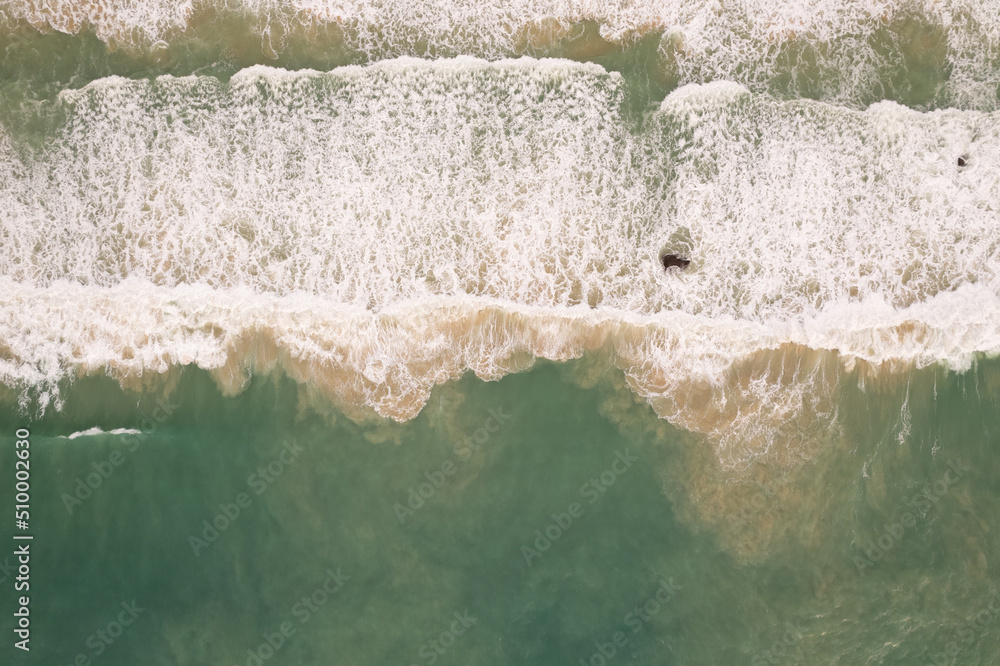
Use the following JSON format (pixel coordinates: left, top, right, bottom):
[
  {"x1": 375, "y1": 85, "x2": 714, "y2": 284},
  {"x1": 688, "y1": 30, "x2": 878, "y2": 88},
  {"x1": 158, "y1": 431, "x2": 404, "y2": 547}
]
[{"x1": 1, "y1": 1, "x2": 999, "y2": 664}]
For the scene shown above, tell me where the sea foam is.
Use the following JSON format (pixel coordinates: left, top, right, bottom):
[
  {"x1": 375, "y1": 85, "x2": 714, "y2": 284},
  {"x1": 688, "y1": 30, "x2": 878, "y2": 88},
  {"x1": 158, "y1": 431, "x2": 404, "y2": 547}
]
[
  {"x1": 62, "y1": 426, "x2": 143, "y2": 439},
  {"x1": 1, "y1": 59, "x2": 998, "y2": 462},
  {"x1": 1, "y1": 0, "x2": 998, "y2": 109}
]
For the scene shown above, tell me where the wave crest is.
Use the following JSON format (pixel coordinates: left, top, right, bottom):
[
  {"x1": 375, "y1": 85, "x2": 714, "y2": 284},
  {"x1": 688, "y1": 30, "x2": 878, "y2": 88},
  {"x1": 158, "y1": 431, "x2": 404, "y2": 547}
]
[{"x1": 2, "y1": 1, "x2": 999, "y2": 108}]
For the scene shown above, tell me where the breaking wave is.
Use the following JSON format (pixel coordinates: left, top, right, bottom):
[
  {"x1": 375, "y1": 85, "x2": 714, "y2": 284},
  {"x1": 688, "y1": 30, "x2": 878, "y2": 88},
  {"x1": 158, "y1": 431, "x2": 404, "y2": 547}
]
[
  {"x1": 1, "y1": 0, "x2": 999, "y2": 109},
  {"x1": 2, "y1": 59, "x2": 998, "y2": 463}
]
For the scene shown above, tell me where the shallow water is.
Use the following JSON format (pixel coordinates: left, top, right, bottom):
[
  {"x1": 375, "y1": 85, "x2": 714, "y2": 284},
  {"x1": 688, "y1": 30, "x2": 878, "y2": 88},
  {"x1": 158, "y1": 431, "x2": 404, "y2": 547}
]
[{"x1": 1, "y1": 359, "x2": 1000, "y2": 664}]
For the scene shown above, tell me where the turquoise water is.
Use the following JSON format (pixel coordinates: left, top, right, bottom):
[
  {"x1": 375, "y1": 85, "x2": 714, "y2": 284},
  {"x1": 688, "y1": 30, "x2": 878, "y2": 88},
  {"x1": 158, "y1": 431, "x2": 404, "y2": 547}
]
[
  {"x1": 2, "y1": 1, "x2": 1000, "y2": 664},
  {"x1": 2, "y1": 359, "x2": 1000, "y2": 664}
]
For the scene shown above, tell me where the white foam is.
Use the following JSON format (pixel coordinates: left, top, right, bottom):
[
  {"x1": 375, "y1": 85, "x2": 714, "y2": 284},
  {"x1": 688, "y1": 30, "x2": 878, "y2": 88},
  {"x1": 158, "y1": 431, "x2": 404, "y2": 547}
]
[
  {"x1": 659, "y1": 81, "x2": 751, "y2": 110},
  {"x1": 3, "y1": 0, "x2": 998, "y2": 108},
  {"x1": 657, "y1": 0, "x2": 1000, "y2": 109},
  {"x1": 655, "y1": 85, "x2": 1000, "y2": 322},
  {"x1": 62, "y1": 427, "x2": 142, "y2": 439},
  {"x1": 2, "y1": 278, "x2": 998, "y2": 464},
  {"x1": 1, "y1": 62, "x2": 998, "y2": 460}
]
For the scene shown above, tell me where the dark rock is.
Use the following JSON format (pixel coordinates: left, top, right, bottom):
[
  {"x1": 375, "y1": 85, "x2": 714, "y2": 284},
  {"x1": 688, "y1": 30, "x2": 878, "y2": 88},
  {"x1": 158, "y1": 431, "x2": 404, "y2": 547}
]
[
  {"x1": 958, "y1": 156, "x2": 968, "y2": 167},
  {"x1": 661, "y1": 254, "x2": 690, "y2": 271}
]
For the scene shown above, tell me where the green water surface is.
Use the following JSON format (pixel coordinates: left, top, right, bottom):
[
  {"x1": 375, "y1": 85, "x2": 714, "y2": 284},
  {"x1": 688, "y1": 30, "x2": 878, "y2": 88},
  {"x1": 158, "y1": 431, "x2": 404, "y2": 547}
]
[{"x1": 1, "y1": 358, "x2": 998, "y2": 664}]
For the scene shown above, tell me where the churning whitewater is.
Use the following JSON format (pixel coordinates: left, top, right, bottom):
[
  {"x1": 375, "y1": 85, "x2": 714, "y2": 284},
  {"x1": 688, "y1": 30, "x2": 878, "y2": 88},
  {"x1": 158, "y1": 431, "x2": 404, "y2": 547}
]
[
  {"x1": 0, "y1": 56, "x2": 998, "y2": 464},
  {"x1": 2, "y1": 0, "x2": 1000, "y2": 109}
]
